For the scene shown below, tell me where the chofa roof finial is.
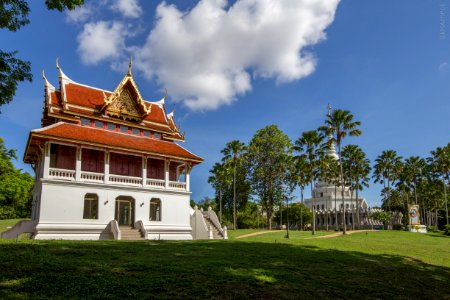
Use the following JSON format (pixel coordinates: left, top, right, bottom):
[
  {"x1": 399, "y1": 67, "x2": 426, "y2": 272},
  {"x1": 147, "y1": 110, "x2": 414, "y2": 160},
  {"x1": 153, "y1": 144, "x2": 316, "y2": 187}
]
[{"x1": 127, "y1": 55, "x2": 133, "y2": 76}]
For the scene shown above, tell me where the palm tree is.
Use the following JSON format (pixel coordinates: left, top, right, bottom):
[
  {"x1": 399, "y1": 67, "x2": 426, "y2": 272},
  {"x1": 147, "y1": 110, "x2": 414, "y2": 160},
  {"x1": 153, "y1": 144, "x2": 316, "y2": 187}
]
[
  {"x1": 429, "y1": 144, "x2": 450, "y2": 226},
  {"x1": 221, "y1": 140, "x2": 247, "y2": 230},
  {"x1": 294, "y1": 130, "x2": 325, "y2": 235},
  {"x1": 373, "y1": 150, "x2": 403, "y2": 211},
  {"x1": 318, "y1": 154, "x2": 339, "y2": 230},
  {"x1": 403, "y1": 156, "x2": 427, "y2": 224},
  {"x1": 294, "y1": 155, "x2": 309, "y2": 230},
  {"x1": 208, "y1": 162, "x2": 230, "y2": 223},
  {"x1": 321, "y1": 109, "x2": 361, "y2": 235}
]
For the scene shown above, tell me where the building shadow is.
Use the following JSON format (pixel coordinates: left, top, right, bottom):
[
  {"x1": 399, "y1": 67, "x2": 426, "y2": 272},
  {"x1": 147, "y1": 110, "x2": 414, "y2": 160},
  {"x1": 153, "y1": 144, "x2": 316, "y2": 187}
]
[{"x1": 0, "y1": 239, "x2": 448, "y2": 299}]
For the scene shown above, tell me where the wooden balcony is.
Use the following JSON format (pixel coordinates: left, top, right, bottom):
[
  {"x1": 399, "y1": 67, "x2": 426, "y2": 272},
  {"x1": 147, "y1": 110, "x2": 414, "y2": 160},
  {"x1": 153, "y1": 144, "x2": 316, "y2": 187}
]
[{"x1": 47, "y1": 168, "x2": 189, "y2": 192}]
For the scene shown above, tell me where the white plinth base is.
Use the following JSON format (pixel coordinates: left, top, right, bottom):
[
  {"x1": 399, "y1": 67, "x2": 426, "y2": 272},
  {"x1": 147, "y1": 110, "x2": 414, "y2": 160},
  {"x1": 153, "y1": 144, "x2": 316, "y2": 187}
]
[{"x1": 407, "y1": 225, "x2": 427, "y2": 233}]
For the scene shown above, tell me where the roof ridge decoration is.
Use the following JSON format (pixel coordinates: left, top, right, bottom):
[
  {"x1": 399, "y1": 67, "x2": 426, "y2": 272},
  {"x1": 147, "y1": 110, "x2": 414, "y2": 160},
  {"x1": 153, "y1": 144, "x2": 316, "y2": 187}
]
[
  {"x1": 42, "y1": 69, "x2": 56, "y2": 106},
  {"x1": 151, "y1": 88, "x2": 167, "y2": 106},
  {"x1": 101, "y1": 56, "x2": 152, "y2": 121}
]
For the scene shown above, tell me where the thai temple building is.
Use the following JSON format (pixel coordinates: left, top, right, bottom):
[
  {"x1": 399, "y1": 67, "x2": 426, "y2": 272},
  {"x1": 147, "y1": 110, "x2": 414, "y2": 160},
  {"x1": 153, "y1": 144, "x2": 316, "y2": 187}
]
[
  {"x1": 2, "y1": 59, "x2": 226, "y2": 240},
  {"x1": 304, "y1": 106, "x2": 383, "y2": 229}
]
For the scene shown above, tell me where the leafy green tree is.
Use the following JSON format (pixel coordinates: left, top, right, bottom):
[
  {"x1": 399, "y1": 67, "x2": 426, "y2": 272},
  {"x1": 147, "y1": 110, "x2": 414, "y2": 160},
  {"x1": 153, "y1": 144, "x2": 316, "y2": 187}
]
[
  {"x1": 221, "y1": 140, "x2": 247, "y2": 230},
  {"x1": 373, "y1": 150, "x2": 403, "y2": 211},
  {"x1": 429, "y1": 144, "x2": 450, "y2": 226},
  {"x1": 0, "y1": 137, "x2": 34, "y2": 219},
  {"x1": 294, "y1": 130, "x2": 324, "y2": 235},
  {"x1": 247, "y1": 125, "x2": 293, "y2": 230},
  {"x1": 321, "y1": 109, "x2": 362, "y2": 235},
  {"x1": 0, "y1": 0, "x2": 84, "y2": 111},
  {"x1": 370, "y1": 211, "x2": 392, "y2": 229},
  {"x1": 274, "y1": 202, "x2": 312, "y2": 229}
]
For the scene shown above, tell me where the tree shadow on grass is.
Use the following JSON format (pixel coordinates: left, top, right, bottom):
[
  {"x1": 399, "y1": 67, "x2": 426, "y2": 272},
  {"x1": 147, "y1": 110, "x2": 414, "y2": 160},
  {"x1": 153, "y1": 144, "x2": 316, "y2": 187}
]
[{"x1": 0, "y1": 240, "x2": 448, "y2": 299}]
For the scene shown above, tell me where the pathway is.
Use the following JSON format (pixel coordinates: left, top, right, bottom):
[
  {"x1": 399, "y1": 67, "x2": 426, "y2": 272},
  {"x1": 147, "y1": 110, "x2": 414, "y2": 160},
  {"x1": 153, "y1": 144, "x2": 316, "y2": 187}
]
[{"x1": 235, "y1": 229, "x2": 377, "y2": 239}]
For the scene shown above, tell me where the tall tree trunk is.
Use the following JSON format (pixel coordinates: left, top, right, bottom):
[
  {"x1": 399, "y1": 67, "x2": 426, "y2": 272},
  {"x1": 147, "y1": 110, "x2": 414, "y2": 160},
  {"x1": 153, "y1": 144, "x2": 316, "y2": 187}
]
[
  {"x1": 335, "y1": 183, "x2": 338, "y2": 230},
  {"x1": 356, "y1": 180, "x2": 360, "y2": 230},
  {"x1": 350, "y1": 189, "x2": 354, "y2": 230},
  {"x1": 435, "y1": 206, "x2": 439, "y2": 232},
  {"x1": 300, "y1": 188, "x2": 304, "y2": 231},
  {"x1": 233, "y1": 161, "x2": 237, "y2": 230},
  {"x1": 338, "y1": 144, "x2": 346, "y2": 235},
  {"x1": 311, "y1": 181, "x2": 315, "y2": 235},
  {"x1": 444, "y1": 175, "x2": 448, "y2": 226},
  {"x1": 219, "y1": 188, "x2": 222, "y2": 223}
]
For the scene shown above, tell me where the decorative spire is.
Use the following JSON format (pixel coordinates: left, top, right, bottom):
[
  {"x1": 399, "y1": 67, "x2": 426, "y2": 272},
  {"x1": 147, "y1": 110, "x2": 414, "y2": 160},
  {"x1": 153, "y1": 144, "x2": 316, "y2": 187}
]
[
  {"x1": 326, "y1": 103, "x2": 339, "y2": 160},
  {"x1": 127, "y1": 55, "x2": 133, "y2": 76}
]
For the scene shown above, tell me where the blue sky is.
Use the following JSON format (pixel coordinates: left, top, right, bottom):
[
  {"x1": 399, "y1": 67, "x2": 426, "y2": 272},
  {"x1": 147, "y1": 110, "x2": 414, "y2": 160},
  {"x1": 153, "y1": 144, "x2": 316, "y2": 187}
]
[{"x1": 0, "y1": 0, "x2": 449, "y2": 206}]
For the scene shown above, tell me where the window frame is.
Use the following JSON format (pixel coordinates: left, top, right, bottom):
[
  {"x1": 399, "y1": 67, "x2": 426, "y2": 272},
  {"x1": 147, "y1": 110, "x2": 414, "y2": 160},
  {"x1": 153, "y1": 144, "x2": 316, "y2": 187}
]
[
  {"x1": 149, "y1": 198, "x2": 161, "y2": 221},
  {"x1": 83, "y1": 193, "x2": 99, "y2": 220}
]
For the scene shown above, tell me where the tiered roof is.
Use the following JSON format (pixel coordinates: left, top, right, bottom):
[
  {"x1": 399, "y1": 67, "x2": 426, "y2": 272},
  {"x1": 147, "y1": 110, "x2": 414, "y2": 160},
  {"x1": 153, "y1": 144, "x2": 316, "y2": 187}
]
[{"x1": 24, "y1": 60, "x2": 203, "y2": 165}]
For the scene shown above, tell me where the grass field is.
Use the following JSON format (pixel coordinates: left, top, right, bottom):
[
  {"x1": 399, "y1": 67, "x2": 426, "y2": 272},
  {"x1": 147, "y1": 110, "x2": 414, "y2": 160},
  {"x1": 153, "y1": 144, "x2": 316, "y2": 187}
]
[{"x1": 0, "y1": 224, "x2": 449, "y2": 299}]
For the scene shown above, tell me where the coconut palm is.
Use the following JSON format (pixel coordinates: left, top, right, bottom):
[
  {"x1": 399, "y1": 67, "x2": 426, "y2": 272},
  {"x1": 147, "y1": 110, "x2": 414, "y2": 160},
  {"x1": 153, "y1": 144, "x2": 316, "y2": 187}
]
[
  {"x1": 294, "y1": 155, "x2": 309, "y2": 230},
  {"x1": 318, "y1": 154, "x2": 339, "y2": 230},
  {"x1": 342, "y1": 145, "x2": 371, "y2": 230},
  {"x1": 403, "y1": 156, "x2": 427, "y2": 224},
  {"x1": 429, "y1": 144, "x2": 450, "y2": 225},
  {"x1": 221, "y1": 140, "x2": 247, "y2": 230},
  {"x1": 294, "y1": 130, "x2": 325, "y2": 235},
  {"x1": 208, "y1": 162, "x2": 230, "y2": 223},
  {"x1": 321, "y1": 109, "x2": 361, "y2": 235},
  {"x1": 373, "y1": 150, "x2": 403, "y2": 211}
]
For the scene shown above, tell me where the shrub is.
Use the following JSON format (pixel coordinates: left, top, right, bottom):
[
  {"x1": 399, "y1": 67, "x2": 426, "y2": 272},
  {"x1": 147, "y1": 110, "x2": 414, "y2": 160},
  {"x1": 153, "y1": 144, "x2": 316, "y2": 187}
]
[
  {"x1": 444, "y1": 224, "x2": 450, "y2": 236},
  {"x1": 392, "y1": 224, "x2": 404, "y2": 231}
]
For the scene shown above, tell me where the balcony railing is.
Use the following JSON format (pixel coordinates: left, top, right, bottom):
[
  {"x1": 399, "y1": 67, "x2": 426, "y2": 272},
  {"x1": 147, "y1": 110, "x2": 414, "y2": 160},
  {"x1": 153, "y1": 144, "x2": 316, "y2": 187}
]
[
  {"x1": 49, "y1": 168, "x2": 75, "y2": 180},
  {"x1": 47, "y1": 168, "x2": 188, "y2": 191},
  {"x1": 146, "y1": 178, "x2": 165, "y2": 189},
  {"x1": 109, "y1": 175, "x2": 143, "y2": 186},
  {"x1": 81, "y1": 171, "x2": 104, "y2": 182}
]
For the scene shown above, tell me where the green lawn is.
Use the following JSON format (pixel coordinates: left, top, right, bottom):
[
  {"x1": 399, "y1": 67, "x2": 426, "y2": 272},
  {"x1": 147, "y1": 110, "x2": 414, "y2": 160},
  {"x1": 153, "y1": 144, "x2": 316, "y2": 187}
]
[{"x1": 0, "y1": 226, "x2": 449, "y2": 299}]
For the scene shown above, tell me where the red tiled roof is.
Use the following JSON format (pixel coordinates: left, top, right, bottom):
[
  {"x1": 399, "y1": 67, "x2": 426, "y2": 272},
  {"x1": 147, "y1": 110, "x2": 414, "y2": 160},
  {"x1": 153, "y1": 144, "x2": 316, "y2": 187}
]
[
  {"x1": 50, "y1": 91, "x2": 61, "y2": 106},
  {"x1": 63, "y1": 83, "x2": 171, "y2": 126},
  {"x1": 29, "y1": 123, "x2": 202, "y2": 163},
  {"x1": 65, "y1": 83, "x2": 110, "y2": 109}
]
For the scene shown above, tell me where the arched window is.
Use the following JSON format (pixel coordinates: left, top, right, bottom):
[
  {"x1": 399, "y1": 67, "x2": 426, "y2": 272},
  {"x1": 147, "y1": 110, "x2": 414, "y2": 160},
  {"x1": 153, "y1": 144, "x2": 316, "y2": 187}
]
[
  {"x1": 321, "y1": 204, "x2": 325, "y2": 210},
  {"x1": 83, "y1": 194, "x2": 98, "y2": 219},
  {"x1": 150, "y1": 198, "x2": 161, "y2": 221}
]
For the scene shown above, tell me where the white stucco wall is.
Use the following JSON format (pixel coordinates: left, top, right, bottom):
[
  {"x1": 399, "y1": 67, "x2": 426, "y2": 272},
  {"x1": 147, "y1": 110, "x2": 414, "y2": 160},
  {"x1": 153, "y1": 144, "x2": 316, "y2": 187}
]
[{"x1": 34, "y1": 179, "x2": 192, "y2": 240}]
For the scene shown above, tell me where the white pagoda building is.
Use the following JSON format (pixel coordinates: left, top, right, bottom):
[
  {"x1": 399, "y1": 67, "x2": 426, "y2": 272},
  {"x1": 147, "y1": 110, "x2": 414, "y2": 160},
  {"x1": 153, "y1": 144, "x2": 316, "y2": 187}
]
[
  {"x1": 2, "y1": 60, "x2": 226, "y2": 240},
  {"x1": 304, "y1": 108, "x2": 379, "y2": 229}
]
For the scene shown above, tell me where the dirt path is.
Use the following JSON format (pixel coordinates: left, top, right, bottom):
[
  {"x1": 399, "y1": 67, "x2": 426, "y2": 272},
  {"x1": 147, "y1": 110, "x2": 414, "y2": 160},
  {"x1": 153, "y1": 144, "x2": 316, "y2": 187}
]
[
  {"x1": 235, "y1": 231, "x2": 277, "y2": 239},
  {"x1": 235, "y1": 229, "x2": 377, "y2": 239},
  {"x1": 306, "y1": 230, "x2": 376, "y2": 239}
]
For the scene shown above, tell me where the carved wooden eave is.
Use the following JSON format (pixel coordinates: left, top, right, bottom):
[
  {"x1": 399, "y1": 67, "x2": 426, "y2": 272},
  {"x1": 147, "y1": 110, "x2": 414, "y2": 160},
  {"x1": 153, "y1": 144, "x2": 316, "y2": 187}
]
[{"x1": 100, "y1": 73, "x2": 151, "y2": 122}]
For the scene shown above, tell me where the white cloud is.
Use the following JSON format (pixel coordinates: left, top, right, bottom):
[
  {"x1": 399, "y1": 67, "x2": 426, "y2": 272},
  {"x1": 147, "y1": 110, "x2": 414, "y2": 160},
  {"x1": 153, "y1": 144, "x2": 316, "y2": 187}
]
[
  {"x1": 439, "y1": 61, "x2": 448, "y2": 72},
  {"x1": 134, "y1": 0, "x2": 340, "y2": 110},
  {"x1": 77, "y1": 21, "x2": 128, "y2": 65},
  {"x1": 111, "y1": 0, "x2": 143, "y2": 18},
  {"x1": 65, "y1": 5, "x2": 93, "y2": 23}
]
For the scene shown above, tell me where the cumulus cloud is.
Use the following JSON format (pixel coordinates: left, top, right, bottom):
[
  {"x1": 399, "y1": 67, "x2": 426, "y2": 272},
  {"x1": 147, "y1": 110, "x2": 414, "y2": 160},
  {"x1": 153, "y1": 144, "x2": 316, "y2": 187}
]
[
  {"x1": 65, "y1": 5, "x2": 93, "y2": 23},
  {"x1": 77, "y1": 21, "x2": 128, "y2": 65},
  {"x1": 111, "y1": 0, "x2": 143, "y2": 18},
  {"x1": 134, "y1": 0, "x2": 340, "y2": 110}
]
